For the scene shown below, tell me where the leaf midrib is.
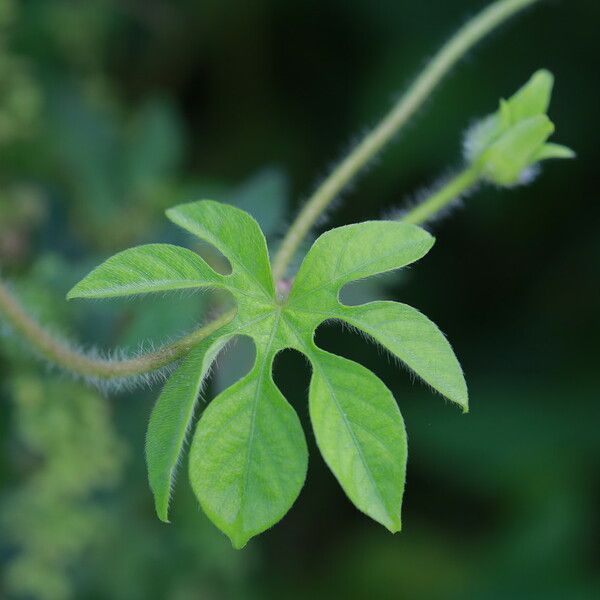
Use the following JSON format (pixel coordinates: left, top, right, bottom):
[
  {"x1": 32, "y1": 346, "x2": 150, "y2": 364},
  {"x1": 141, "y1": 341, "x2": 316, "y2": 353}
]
[
  {"x1": 311, "y1": 355, "x2": 390, "y2": 524},
  {"x1": 238, "y1": 308, "x2": 282, "y2": 527},
  {"x1": 73, "y1": 278, "x2": 225, "y2": 298}
]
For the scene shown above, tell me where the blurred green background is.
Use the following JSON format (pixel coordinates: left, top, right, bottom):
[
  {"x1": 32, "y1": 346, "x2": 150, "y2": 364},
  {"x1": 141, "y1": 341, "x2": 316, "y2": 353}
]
[{"x1": 1, "y1": 0, "x2": 598, "y2": 598}]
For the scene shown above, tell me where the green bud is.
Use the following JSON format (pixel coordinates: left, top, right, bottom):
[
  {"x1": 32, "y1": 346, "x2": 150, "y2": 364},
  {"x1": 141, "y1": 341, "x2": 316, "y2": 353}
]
[{"x1": 464, "y1": 70, "x2": 574, "y2": 186}]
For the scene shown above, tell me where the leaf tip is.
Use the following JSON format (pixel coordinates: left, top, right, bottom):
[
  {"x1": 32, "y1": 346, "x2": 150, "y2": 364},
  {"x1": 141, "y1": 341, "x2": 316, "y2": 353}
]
[
  {"x1": 154, "y1": 496, "x2": 171, "y2": 523},
  {"x1": 453, "y1": 395, "x2": 469, "y2": 414},
  {"x1": 65, "y1": 287, "x2": 80, "y2": 301},
  {"x1": 230, "y1": 533, "x2": 250, "y2": 550},
  {"x1": 378, "y1": 509, "x2": 402, "y2": 533},
  {"x1": 386, "y1": 520, "x2": 402, "y2": 534},
  {"x1": 449, "y1": 378, "x2": 469, "y2": 414}
]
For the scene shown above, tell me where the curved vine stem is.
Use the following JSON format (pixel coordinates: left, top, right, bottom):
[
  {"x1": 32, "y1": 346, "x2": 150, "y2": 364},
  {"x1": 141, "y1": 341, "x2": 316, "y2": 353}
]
[
  {"x1": 0, "y1": 279, "x2": 235, "y2": 381},
  {"x1": 0, "y1": 0, "x2": 540, "y2": 381},
  {"x1": 271, "y1": 0, "x2": 541, "y2": 281}
]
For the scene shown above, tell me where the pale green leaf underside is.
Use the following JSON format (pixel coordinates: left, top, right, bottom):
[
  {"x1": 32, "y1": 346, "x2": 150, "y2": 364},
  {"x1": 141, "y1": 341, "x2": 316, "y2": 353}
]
[
  {"x1": 166, "y1": 200, "x2": 274, "y2": 298},
  {"x1": 72, "y1": 201, "x2": 468, "y2": 547},
  {"x1": 308, "y1": 347, "x2": 407, "y2": 532},
  {"x1": 145, "y1": 335, "x2": 230, "y2": 522},
  {"x1": 67, "y1": 244, "x2": 223, "y2": 299}
]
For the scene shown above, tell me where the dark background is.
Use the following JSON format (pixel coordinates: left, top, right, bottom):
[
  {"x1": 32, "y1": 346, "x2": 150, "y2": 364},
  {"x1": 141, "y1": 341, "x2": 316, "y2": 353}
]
[{"x1": 1, "y1": 0, "x2": 598, "y2": 598}]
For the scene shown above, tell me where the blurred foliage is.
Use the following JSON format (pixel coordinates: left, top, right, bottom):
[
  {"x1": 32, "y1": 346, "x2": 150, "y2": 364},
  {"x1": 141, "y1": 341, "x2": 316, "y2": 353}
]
[
  {"x1": 1, "y1": 375, "x2": 125, "y2": 600},
  {"x1": 0, "y1": 0, "x2": 41, "y2": 145},
  {"x1": 0, "y1": 0, "x2": 598, "y2": 598},
  {"x1": 0, "y1": 257, "x2": 125, "y2": 600}
]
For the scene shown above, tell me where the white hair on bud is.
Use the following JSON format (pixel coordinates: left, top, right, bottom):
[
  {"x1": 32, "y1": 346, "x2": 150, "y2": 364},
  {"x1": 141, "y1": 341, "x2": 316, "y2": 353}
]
[
  {"x1": 462, "y1": 114, "x2": 496, "y2": 163},
  {"x1": 515, "y1": 163, "x2": 541, "y2": 186}
]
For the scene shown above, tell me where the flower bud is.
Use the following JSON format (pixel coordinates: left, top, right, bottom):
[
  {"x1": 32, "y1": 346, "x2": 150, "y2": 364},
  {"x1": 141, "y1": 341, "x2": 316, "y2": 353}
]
[{"x1": 463, "y1": 70, "x2": 574, "y2": 186}]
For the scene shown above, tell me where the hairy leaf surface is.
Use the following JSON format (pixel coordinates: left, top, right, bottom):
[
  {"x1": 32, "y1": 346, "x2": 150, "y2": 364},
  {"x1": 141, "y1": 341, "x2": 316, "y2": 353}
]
[
  {"x1": 68, "y1": 244, "x2": 223, "y2": 299},
  {"x1": 288, "y1": 221, "x2": 434, "y2": 311},
  {"x1": 189, "y1": 339, "x2": 308, "y2": 549},
  {"x1": 146, "y1": 335, "x2": 230, "y2": 522},
  {"x1": 337, "y1": 302, "x2": 468, "y2": 410}
]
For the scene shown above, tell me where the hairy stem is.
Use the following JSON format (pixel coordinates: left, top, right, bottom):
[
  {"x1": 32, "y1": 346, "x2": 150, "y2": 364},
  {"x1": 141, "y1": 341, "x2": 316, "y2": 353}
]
[
  {"x1": 0, "y1": 0, "x2": 540, "y2": 381},
  {"x1": 0, "y1": 279, "x2": 235, "y2": 380},
  {"x1": 401, "y1": 166, "x2": 481, "y2": 226},
  {"x1": 271, "y1": 0, "x2": 541, "y2": 280}
]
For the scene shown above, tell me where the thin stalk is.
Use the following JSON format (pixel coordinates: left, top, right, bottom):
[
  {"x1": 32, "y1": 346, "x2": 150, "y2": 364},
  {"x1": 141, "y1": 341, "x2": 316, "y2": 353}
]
[
  {"x1": 401, "y1": 167, "x2": 481, "y2": 226},
  {"x1": 271, "y1": 0, "x2": 541, "y2": 280}
]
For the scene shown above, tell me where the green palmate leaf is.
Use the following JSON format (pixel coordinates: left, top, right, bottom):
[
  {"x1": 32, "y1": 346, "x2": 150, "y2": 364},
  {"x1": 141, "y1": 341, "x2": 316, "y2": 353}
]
[
  {"x1": 67, "y1": 244, "x2": 223, "y2": 299},
  {"x1": 146, "y1": 335, "x2": 231, "y2": 522},
  {"x1": 189, "y1": 339, "x2": 308, "y2": 549},
  {"x1": 308, "y1": 348, "x2": 407, "y2": 532},
  {"x1": 70, "y1": 201, "x2": 468, "y2": 547},
  {"x1": 338, "y1": 302, "x2": 468, "y2": 410}
]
